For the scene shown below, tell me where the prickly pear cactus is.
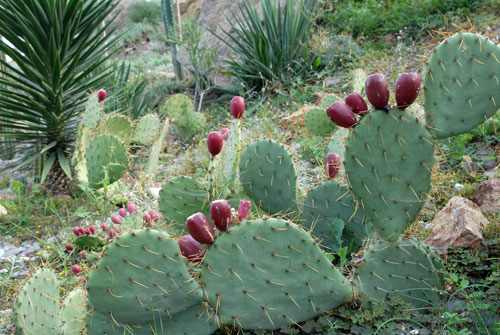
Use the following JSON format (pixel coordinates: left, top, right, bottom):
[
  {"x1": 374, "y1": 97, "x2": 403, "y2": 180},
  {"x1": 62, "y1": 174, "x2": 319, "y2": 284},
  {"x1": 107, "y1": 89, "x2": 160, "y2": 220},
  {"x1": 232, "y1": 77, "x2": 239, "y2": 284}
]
[
  {"x1": 87, "y1": 229, "x2": 203, "y2": 324},
  {"x1": 327, "y1": 128, "x2": 349, "y2": 178},
  {"x1": 320, "y1": 94, "x2": 341, "y2": 109},
  {"x1": 239, "y1": 139, "x2": 297, "y2": 216},
  {"x1": 179, "y1": 112, "x2": 206, "y2": 141},
  {"x1": 82, "y1": 93, "x2": 101, "y2": 129},
  {"x1": 134, "y1": 114, "x2": 161, "y2": 146},
  {"x1": 344, "y1": 109, "x2": 435, "y2": 241},
  {"x1": 99, "y1": 113, "x2": 134, "y2": 144},
  {"x1": 215, "y1": 120, "x2": 240, "y2": 191},
  {"x1": 305, "y1": 108, "x2": 338, "y2": 137},
  {"x1": 158, "y1": 176, "x2": 209, "y2": 232},
  {"x1": 85, "y1": 134, "x2": 129, "y2": 189},
  {"x1": 146, "y1": 119, "x2": 169, "y2": 183},
  {"x1": 200, "y1": 218, "x2": 353, "y2": 330},
  {"x1": 353, "y1": 238, "x2": 445, "y2": 308},
  {"x1": 61, "y1": 288, "x2": 86, "y2": 334},
  {"x1": 424, "y1": 32, "x2": 500, "y2": 139},
  {"x1": 351, "y1": 69, "x2": 367, "y2": 95},
  {"x1": 302, "y1": 180, "x2": 371, "y2": 252},
  {"x1": 13, "y1": 269, "x2": 62, "y2": 335},
  {"x1": 164, "y1": 94, "x2": 194, "y2": 128}
]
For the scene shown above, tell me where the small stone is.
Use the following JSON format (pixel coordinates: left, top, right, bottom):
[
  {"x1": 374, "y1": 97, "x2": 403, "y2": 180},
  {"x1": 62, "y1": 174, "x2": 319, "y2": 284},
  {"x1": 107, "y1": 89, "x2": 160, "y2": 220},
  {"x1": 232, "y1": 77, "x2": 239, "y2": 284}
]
[
  {"x1": 473, "y1": 178, "x2": 500, "y2": 212},
  {"x1": 453, "y1": 183, "x2": 464, "y2": 192},
  {"x1": 0, "y1": 249, "x2": 3, "y2": 258},
  {"x1": 148, "y1": 187, "x2": 161, "y2": 199},
  {"x1": 324, "y1": 77, "x2": 341, "y2": 86},
  {"x1": 2, "y1": 246, "x2": 22, "y2": 258},
  {"x1": 0, "y1": 204, "x2": 7, "y2": 216}
]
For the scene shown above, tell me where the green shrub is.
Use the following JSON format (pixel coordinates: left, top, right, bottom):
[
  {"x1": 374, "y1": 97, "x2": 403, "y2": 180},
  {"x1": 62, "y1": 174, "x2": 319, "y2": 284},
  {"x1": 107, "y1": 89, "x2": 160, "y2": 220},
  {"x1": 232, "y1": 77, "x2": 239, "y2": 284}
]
[{"x1": 128, "y1": 0, "x2": 161, "y2": 24}]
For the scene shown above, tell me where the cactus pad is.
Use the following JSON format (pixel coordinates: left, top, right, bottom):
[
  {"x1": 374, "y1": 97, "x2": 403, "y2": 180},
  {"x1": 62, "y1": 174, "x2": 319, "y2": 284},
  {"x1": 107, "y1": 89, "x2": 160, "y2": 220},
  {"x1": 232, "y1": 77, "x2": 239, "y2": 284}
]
[
  {"x1": 239, "y1": 139, "x2": 297, "y2": 216},
  {"x1": 99, "y1": 113, "x2": 134, "y2": 144},
  {"x1": 424, "y1": 32, "x2": 500, "y2": 139},
  {"x1": 351, "y1": 69, "x2": 367, "y2": 95},
  {"x1": 327, "y1": 128, "x2": 349, "y2": 178},
  {"x1": 164, "y1": 94, "x2": 194, "y2": 128},
  {"x1": 87, "y1": 229, "x2": 203, "y2": 324},
  {"x1": 305, "y1": 108, "x2": 338, "y2": 137},
  {"x1": 320, "y1": 94, "x2": 341, "y2": 109},
  {"x1": 216, "y1": 120, "x2": 240, "y2": 190},
  {"x1": 158, "y1": 176, "x2": 209, "y2": 232},
  {"x1": 344, "y1": 109, "x2": 435, "y2": 241},
  {"x1": 302, "y1": 180, "x2": 370, "y2": 252},
  {"x1": 82, "y1": 93, "x2": 101, "y2": 129},
  {"x1": 13, "y1": 269, "x2": 62, "y2": 335},
  {"x1": 353, "y1": 238, "x2": 444, "y2": 308},
  {"x1": 200, "y1": 218, "x2": 353, "y2": 330},
  {"x1": 85, "y1": 134, "x2": 129, "y2": 189},
  {"x1": 134, "y1": 114, "x2": 161, "y2": 146},
  {"x1": 61, "y1": 288, "x2": 86, "y2": 335},
  {"x1": 179, "y1": 112, "x2": 206, "y2": 141}
]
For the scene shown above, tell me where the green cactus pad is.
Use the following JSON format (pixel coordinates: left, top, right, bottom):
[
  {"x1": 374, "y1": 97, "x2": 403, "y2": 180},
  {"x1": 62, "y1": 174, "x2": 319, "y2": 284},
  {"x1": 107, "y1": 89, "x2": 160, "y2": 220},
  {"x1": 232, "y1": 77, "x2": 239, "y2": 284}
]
[
  {"x1": 61, "y1": 288, "x2": 86, "y2": 335},
  {"x1": 200, "y1": 218, "x2": 353, "y2": 330},
  {"x1": 239, "y1": 139, "x2": 297, "y2": 216},
  {"x1": 215, "y1": 120, "x2": 240, "y2": 190},
  {"x1": 305, "y1": 108, "x2": 338, "y2": 137},
  {"x1": 146, "y1": 119, "x2": 170, "y2": 182},
  {"x1": 179, "y1": 112, "x2": 206, "y2": 141},
  {"x1": 13, "y1": 269, "x2": 62, "y2": 335},
  {"x1": 158, "y1": 176, "x2": 209, "y2": 233},
  {"x1": 344, "y1": 109, "x2": 435, "y2": 241},
  {"x1": 99, "y1": 113, "x2": 134, "y2": 144},
  {"x1": 74, "y1": 126, "x2": 92, "y2": 182},
  {"x1": 87, "y1": 229, "x2": 203, "y2": 324},
  {"x1": 164, "y1": 94, "x2": 194, "y2": 128},
  {"x1": 320, "y1": 94, "x2": 341, "y2": 109},
  {"x1": 134, "y1": 114, "x2": 161, "y2": 146},
  {"x1": 302, "y1": 180, "x2": 371, "y2": 252},
  {"x1": 85, "y1": 134, "x2": 129, "y2": 189},
  {"x1": 353, "y1": 238, "x2": 444, "y2": 308},
  {"x1": 351, "y1": 69, "x2": 367, "y2": 95},
  {"x1": 424, "y1": 32, "x2": 500, "y2": 139},
  {"x1": 82, "y1": 93, "x2": 101, "y2": 129},
  {"x1": 327, "y1": 128, "x2": 349, "y2": 178}
]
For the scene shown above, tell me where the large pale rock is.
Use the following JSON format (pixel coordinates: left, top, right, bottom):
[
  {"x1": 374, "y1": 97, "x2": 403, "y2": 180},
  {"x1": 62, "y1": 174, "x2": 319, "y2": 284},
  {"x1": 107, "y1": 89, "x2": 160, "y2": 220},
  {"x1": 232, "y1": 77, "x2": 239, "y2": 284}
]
[
  {"x1": 279, "y1": 106, "x2": 316, "y2": 129},
  {"x1": 0, "y1": 204, "x2": 7, "y2": 217},
  {"x1": 425, "y1": 196, "x2": 489, "y2": 251},
  {"x1": 473, "y1": 178, "x2": 500, "y2": 212}
]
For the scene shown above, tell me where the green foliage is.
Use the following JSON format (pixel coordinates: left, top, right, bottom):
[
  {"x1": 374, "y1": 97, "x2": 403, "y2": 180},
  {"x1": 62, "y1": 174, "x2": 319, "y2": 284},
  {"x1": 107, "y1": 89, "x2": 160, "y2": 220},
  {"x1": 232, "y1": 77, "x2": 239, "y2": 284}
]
[
  {"x1": 296, "y1": 136, "x2": 325, "y2": 164},
  {"x1": 128, "y1": 0, "x2": 161, "y2": 24},
  {"x1": 0, "y1": 0, "x2": 120, "y2": 182},
  {"x1": 330, "y1": 0, "x2": 482, "y2": 39},
  {"x1": 161, "y1": 0, "x2": 183, "y2": 81},
  {"x1": 314, "y1": 34, "x2": 362, "y2": 69},
  {"x1": 213, "y1": 0, "x2": 318, "y2": 90}
]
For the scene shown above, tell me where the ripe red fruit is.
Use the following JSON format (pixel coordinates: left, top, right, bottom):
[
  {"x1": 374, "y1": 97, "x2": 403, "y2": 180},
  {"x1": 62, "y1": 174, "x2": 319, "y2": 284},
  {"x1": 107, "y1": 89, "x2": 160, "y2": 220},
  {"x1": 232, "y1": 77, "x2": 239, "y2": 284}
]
[
  {"x1": 325, "y1": 153, "x2": 341, "y2": 180},
  {"x1": 207, "y1": 132, "x2": 224, "y2": 156},
  {"x1": 64, "y1": 243, "x2": 74, "y2": 254},
  {"x1": 345, "y1": 92, "x2": 368, "y2": 114},
  {"x1": 127, "y1": 203, "x2": 136, "y2": 214},
  {"x1": 97, "y1": 89, "x2": 107, "y2": 102},
  {"x1": 108, "y1": 229, "x2": 117, "y2": 239},
  {"x1": 365, "y1": 74, "x2": 390, "y2": 109},
  {"x1": 72, "y1": 227, "x2": 82, "y2": 236},
  {"x1": 326, "y1": 102, "x2": 358, "y2": 128},
  {"x1": 210, "y1": 200, "x2": 232, "y2": 232},
  {"x1": 178, "y1": 235, "x2": 205, "y2": 262},
  {"x1": 110, "y1": 215, "x2": 121, "y2": 224},
  {"x1": 71, "y1": 265, "x2": 82, "y2": 275},
  {"x1": 79, "y1": 250, "x2": 88, "y2": 259},
  {"x1": 238, "y1": 200, "x2": 251, "y2": 221},
  {"x1": 118, "y1": 208, "x2": 127, "y2": 218},
  {"x1": 220, "y1": 128, "x2": 230, "y2": 141},
  {"x1": 231, "y1": 96, "x2": 245, "y2": 119},
  {"x1": 143, "y1": 213, "x2": 152, "y2": 223},
  {"x1": 395, "y1": 72, "x2": 421, "y2": 109},
  {"x1": 186, "y1": 212, "x2": 216, "y2": 245},
  {"x1": 100, "y1": 222, "x2": 108, "y2": 231},
  {"x1": 88, "y1": 225, "x2": 96, "y2": 235}
]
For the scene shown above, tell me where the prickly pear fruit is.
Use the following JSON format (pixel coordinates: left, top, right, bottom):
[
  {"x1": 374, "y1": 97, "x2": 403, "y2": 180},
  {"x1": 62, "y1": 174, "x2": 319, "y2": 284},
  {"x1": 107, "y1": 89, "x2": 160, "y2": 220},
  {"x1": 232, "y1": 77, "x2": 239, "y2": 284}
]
[
  {"x1": 220, "y1": 128, "x2": 230, "y2": 141},
  {"x1": 186, "y1": 212, "x2": 216, "y2": 245},
  {"x1": 345, "y1": 92, "x2": 368, "y2": 114},
  {"x1": 238, "y1": 200, "x2": 251, "y2": 221},
  {"x1": 110, "y1": 215, "x2": 121, "y2": 225},
  {"x1": 97, "y1": 89, "x2": 107, "y2": 102},
  {"x1": 72, "y1": 227, "x2": 82, "y2": 236},
  {"x1": 64, "y1": 243, "x2": 74, "y2": 254},
  {"x1": 71, "y1": 265, "x2": 82, "y2": 275},
  {"x1": 325, "y1": 153, "x2": 341, "y2": 179},
  {"x1": 366, "y1": 74, "x2": 389, "y2": 109},
  {"x1": 88, "y1": 226, "x2": 96, "y2": 235},
  {"x1": 100, "y1": 223, "x2": 108, "y2": 231},
  {"x1": 178, "y1": 235, "x2": 204, "y2": 262},
  {"x1": 207, "y1": 132, "x2": 223, "y2": 156},
  {"x1": 127, "y1": 203, "x2": 135, "y2": 214},
  {"x1": 143, "y1": 213, "x2": 152, "y2": 223},
  {"x1": 395, "y1": 72, "x2": 421, "y2": 109},
  {"x1": 326, "y1": 102, "x2": 358, "y2": 128},
  {"x1": 231, "y1": 96, "x2": 245, "y2": 119},
  {"x1": 210, "y1": 200, "x2": 232, "y2": 232},
  {"x1": 118, "y1": 208, "x2": 127, "y2": 218}
]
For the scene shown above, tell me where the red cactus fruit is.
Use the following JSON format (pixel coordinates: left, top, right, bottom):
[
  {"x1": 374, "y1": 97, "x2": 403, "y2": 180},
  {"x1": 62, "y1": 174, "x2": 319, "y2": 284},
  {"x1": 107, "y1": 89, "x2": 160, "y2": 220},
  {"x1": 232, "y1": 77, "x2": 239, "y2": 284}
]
[
  {"x1": 77, "y1": 227, "x2": 85, "y2": 236},
  {"x1": 325, "y1": 153, "x2": 341, "y2": 180},
  {"x1": 345, "y1": 92, "x2": 368, "y2": 114},
  {"x1": 97, "y1": 89, "x2": 107, "y2": 102},
  {"x1": 231, "y1": 96, "x2": 245, "y2": 119},
  {"x1": 88, "y1": 225, "x2": 96, "y2": 235},
  {"x1": 186, "y1": 212, "x2": 216, "y2": 245},
  {"x1": 83, "y1": 228, "x2": 90, "y2": 236},
  {"x1": 110, "y1": 214, "x2": 121, "y2": 225},
  {"x1": 118, "y1": 208, "x2": 127, "y2": 218},
  {"x1": 365, "y1": 74, "x2": 390, "y2": 109},
  {"x1": 108, "y1": 229, "x2": 117, "y2": 239},
  {"x1": 210, "y1": 200, "x2": 232, "y2": 232},
  {"x1": 220, "y1": 128, "x2": 230, "y2": 141},
  {"x1": 238, "y1": 200, "x2": 251, "y2": 221},
  {"x1": 143, "y1": 213, "x2": 152, "y2": 223},
  {"x1": 127, "y1": 203, "x2": 136, "y2": 214},
  {"x1": 72, "y1": 227, "x2": 82, "y2": 236},
  {"x1": 71, "y1": 265, "x2": 82, "y2": 275},
  {"x1": 64, "y1": 243, "x2": 74, "y2": 254},
  {"x1": 207, "y1": 132, "x2": 224, "y2": 156},
  {"x1": 395, "y1": 72, "x2": 421, "y2": 109},
  {"x1": 178, "y1": 235, "x2": 205, "y2": 262},
  {"x1": 79, "y1": 250, "x2": 88, "y2": 259},
  {"x1": 326, "y1": 102, "x2": 358, "y2": 128},
  {"x1": 100, "y1": 222, "x2": 108, "y2": 231}
]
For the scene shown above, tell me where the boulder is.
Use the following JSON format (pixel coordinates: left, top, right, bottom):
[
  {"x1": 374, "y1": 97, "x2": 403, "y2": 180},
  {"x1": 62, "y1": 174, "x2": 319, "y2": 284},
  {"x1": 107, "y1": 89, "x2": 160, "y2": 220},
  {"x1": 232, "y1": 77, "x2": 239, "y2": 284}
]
[
  {"x1": 279, "y1": 106, "x2": 316, "y2": 129},
  {"x1": 424, "y1": 196, "x2": 489, "y2": 251},
  {"x1": 473, "y1": 178, "x2": 500, "y2": 212}
]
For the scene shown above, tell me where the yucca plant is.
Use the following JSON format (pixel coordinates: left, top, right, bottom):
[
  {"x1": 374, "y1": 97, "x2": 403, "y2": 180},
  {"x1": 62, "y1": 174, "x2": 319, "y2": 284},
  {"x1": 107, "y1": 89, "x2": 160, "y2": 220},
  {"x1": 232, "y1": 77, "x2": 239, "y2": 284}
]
[
  {"x1": 213, "y1": 0, "x2": 318, "y2": 91},
  {"x1": 0, "y1": 0, "x2": 120, "y2": 193}
]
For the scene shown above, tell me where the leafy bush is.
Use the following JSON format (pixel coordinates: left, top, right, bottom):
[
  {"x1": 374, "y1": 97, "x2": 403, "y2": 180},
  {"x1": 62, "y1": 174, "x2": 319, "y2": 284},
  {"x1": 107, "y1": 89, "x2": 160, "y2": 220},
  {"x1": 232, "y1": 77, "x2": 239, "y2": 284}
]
[
  {"x1": 330, "y1": 0, "x2": 483, "y2": 39},
  {"x1": 128, "y1": 0, "x2": 161, "y2": 24},
  {"x1": 214, "y1": 0, "x2": 319, "y2": 90}
]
